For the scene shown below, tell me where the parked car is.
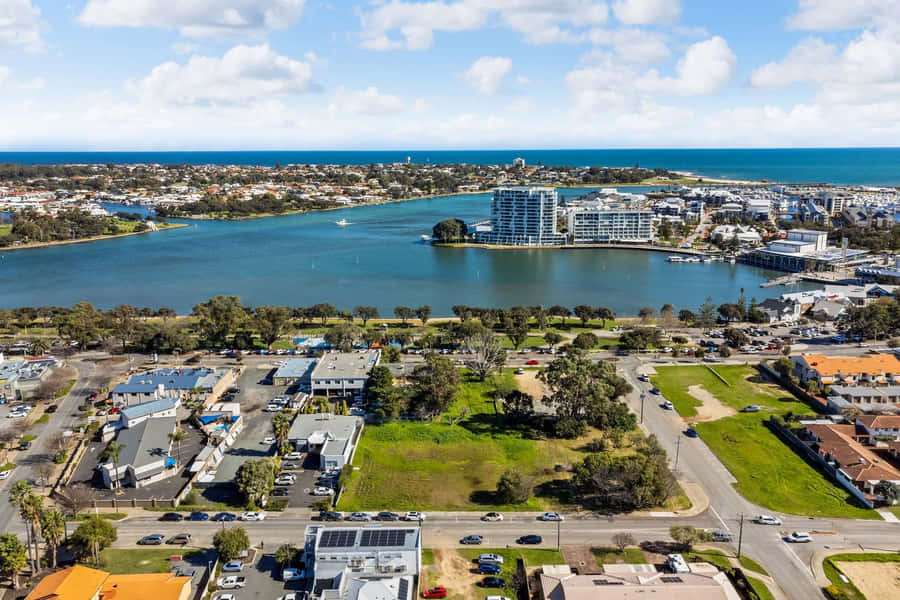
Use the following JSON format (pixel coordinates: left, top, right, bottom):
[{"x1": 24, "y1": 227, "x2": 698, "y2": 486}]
[
  {"x1": 216, "y1": 576, "x2": 246, "y2": 589},
  {"x1": 661, "y1": 401, "x2": 674, "y2": 410},
  {"x1": 283, "y1": 452, "x2": 303, "y2": 460},
  {"x1": 525, "y1": 359, "x2": 540, "y2": 365},
  {"x1": 282, "y1": 462, "x2": 301, "y2": 470},
  {"x1": 212, "y1": 512, "x2": 237, "y2": 522},
  {"x1": 240, "y1": 512, "x2": 266, "y2": 521},
  {"x1": 282, "y1": 568, "x2": 305, "y2": 581},
  {"x1": 422, "y1": 587, "x2": 447, "y2": 599},
  {"x1": 312, "y1": 487, "x2": 335, "y2": 496},
  {"x1": 0, "y1": 469, "x2": 12, "y2": 480},
  {"x1": 222, "y1": 561, "x2": 244, "y2": 572},
  {"x1": 478, "y1": 577, "x2": 506, "y2": 588},
  {"x1": 516, "y1": 535, "x2": 542, "y2": 545},
  {"x1": 650, "y1": 387, "x2": 661, "y2": 395},
  {"x1": 189, "y1": 512, "x2": 209, "y2": 521},
  {"x1": 741, "y1": 405, "x2": 761, "y2": 413},
  {"x1": 274, "y1": 476, "x2": 296, "y2": 486},
  {"x1": 685, "y1": 427, "x2": 699, "y2": 438},
  {"x1": 478, "y1": 553, "x2": 504, "y2": 565},
  {"x1": 478, "y1": 563, "x2": 502, "y2": 575},
  {"x1": 376, "y1": 511, "x2": 400, "y2": 521},
  {"x1": 265, "y1": 404, "x2": 283, "y2": 412},
  {"x1": 485, "y1": 596, "x2": 511, "y2": 600},
  {"x1": 638, "y1": 374, "x2": 650, "y2": 382},
  {"x1": 403, "y1": 511, "x2": 426, "y2": 521},
  {"x1": 215, "y1": 594, "x2": 236, "y2": 600},
  {"x1": 271, "y1": 487, "x2": 290, "y2": 497},
  {"x1": 481, "y1": 512, "x2": 503, "y2": 522},
  {"x1": 347, "y1": 512, "x2": 371, "y2": 521},
  {"x1": 784, "y1": 532, "x2": 812, "y2": 543},
  {"x1": 262, "y1": 436, "x2": 277, "y2": 444},
  {"x1": 539, "y1": 512, "x2": 563, "y2": 521},
  {"x1": 159, "y1": 512, "x2": 184, "y2": 522},
  {"x1": 166, "y1": 534, "x2": 191, "y2": 545},
  {"x1": 753, "y1": 515, "x2": 782, "y2": 526},
  {"x1": 137, "y1": 534, "x2": 164, "y2": 545},
  {"x1": 616, "y1": 349, "x2": 630, "y2": 356},
  {"x1": 460, "y1": 535, "x2": 483, "y2": 545},
  {"x1": 711, "y1": 531, "x2": 733, "y2": 542},
  {"x1": 320, "y1": 511, "x2": 343, "y2": 521}
]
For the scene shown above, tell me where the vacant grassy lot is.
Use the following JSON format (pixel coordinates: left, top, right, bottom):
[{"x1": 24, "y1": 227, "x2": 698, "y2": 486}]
[
  {"x1": 651, "y1": 364, "x2": 794, "y2": 417},
  {"x1": 654, "y1": 365, "x2": 873, "y2": 519},
  {"x1": 98, "y1": 548, "x2": 202, "y2": 574},
  {"x1": 592, "y1": 547, "x2": 647, "y2": 566}
]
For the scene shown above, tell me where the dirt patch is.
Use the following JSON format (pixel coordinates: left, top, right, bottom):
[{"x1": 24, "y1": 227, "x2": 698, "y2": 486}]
[
  {"x1": 686, "y1": 385, "x2": 736, "y2": 423},
  {"x1": 562, "y1": 546, "x2": 602, "y2": 574},
  {"x1": 835, "y1": 561, "x2": 900, "y2": 600},
  {"x1": 515, "y1": 369, "x2": 555, "y2": 414},
  {"x1": 430, "y1": 549, "x2": 481, "y2": 600}
]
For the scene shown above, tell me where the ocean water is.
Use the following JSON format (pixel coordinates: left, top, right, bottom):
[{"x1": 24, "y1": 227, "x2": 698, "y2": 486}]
[
  {"x1": 0, "y1": 188, "x2": 817, "y2": 315},
  {"x1": 0, "y1": 148, "x2": 898, "y2": 185}
]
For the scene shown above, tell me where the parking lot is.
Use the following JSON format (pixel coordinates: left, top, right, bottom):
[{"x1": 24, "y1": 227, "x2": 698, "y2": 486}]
[{"x1": 213, "y1": 549, "x2": 306, "y2": 600}]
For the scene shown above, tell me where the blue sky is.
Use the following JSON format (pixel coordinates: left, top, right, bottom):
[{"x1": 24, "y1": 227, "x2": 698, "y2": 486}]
[{"x1": 0, "y1": 0, "x2": 898, "y2": 149}]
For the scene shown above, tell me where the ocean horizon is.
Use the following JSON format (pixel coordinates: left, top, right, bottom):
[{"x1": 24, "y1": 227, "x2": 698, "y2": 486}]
[{"x1": 1, "y1": 148, "x2": 899, "y2": 186}]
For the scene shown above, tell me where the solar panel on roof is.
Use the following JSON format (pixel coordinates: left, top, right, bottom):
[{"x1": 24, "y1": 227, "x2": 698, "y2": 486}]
[
  {"x1": 397, "y1": 578, "x2": 409, "y2": 600},
  {"x1": 320, "y1": 530, "x2": 357, "y2": 548},
  {"x1": 359, "y1": 529, "x2": 411, "y2": 547}
]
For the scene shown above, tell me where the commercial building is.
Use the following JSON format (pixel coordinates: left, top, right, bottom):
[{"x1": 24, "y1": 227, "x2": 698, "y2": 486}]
[
  {"x1": 111, "y1": 367, "x2": 234, "y2": 406},
  {"x1": 791, "y1": 353, "x2": 900, "y2": 386},
  {"x1": 289, "y1": 413, "x2": 363, "y2": 470},
  {"x1": 0, "y1": 354, "x2": 59, "y2": 401},
  {"x1": 303, "y1": 525, "x2": 421, "y2": 600},
  {"x1": 310, "y1": 350, "x2": 380, "y2": 398},
  {"x1": 272, "y1": 357, "x2": 318, "y2": 386},
  {"x1": 827, "y1": 386, "x2": 900, "y2": 413},
  {"x1": 538, "y1": 562, "x2": 740, "y2": 600},
  {"x1": 475, "y1": 186, "x2": 565, "y2": 246},
  {"x1": 26, "y1": 564, "x2": 191, "y2": 600},
  {"x1": 100, "y1": 416, "x2": 178, "y2": 489},
  {"x1": 743, "y1": 229, "x2": 869, "y2": 272}
]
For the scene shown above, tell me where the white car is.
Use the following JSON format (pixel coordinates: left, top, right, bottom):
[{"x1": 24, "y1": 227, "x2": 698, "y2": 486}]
[
  {"x1": 261, "y1": 437, "x2": 276, "y2": 445},
  {"x1": 277, "y1": 595, "x2": 298, "y2": 600},
  {"x1": 6, "y1": 411, "x2": 26, "y2": 419},
  {"x1": 215, "y1": 594, "x2": 236, "y2": 600},
  {"x1": 283, "y1": 451, "x2": 303, "y2": 460},
  {"x1": 661, "y1": 401, "x2": 674, "y2": 410},
  {"x1": 274, "y1": 476, "x2": 295, "y2": 486},
  {"x1": 222, "y1": 561, "x2": 244, "y2": 572},
  {"x1": 402, "y1": 511, "x2": 426, "y2": 521},
  {"x1": 753, "y1": 515, "x2": 782, "y2": 526},
  {"x1": 486, "y1": 596, "x2": 511, "y2": 600},
  {"x1": 239, "y1": 512, "x2": 266, "y2": 521},
  {"x1": 481, "y1": 512, "x2": 503, "y2": 521},
  {"x1": 0, "y1": 470, "x2": 11, "y2": 480},
  {"x1": 539, "y1": 512, "x2": 564, "y2": 521},
  {"x1": 265, "y1": 404, "x2": 282, "y2": 412},
  {"x1": 216, "y1": 577, "x2": 246, "y2": 589},
  {"x1": 784, "y1": 532, "x2": 812, "y2": 543},
  {"x1": 312, "y1": 487, "x2": 335, "y2": 496}
]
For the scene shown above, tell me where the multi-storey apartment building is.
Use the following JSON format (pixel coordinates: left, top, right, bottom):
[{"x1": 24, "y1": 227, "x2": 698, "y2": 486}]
[{"x1": 475, "y1": 186, "x2": 565, "y2": 245}]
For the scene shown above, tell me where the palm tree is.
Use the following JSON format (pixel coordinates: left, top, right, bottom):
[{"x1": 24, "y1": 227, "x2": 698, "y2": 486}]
[
  {"x1": 40, "y1": 510, "x2": 65, "y2": 569},
  {"x1": 9, "y1": 482, "x2": 43, "y2": 572},
  {"x1": 168, "y1": 428, "x2": 186, "y2": 465},
  {"x1": 101, "y1": 441, "x2": 127, "y2": 492},
  {"x1": 30, "y1": 338, "x2": 50, "y2": 357},
  {"x1": 272, "y1": 412, "x2": 292, "y2": 453}
]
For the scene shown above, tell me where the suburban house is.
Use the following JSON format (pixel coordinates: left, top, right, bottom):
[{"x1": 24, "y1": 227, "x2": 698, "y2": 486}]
[
  {"x1": 827, "y1": 385, "x2": 900, "y2": 413},
  {"x1": 855, "y1": 415, "x2": 900, "y2": 440},
  {"x1": 111, "y1": 367, "x2": 234, "y2": 406},
  {"x1": 25, "y1": 564, "x2": 191, "y2": 600},
  {"x1": 271, "y1": 357, "x2": 318, "y2": 386},
  {"x1": 538, "y1": 563, "x2": 740, "y2": 600},
  {"x1": 288, "y1": 413, "x2": 363, "y2": 471},
  {"x1": 302, "y1": 525, "x2": 421, "y2": 600},
  {"x1": 310, "y1": 350, "x2": 380, "y2": 398},
  {"x1": 791, "y1": 354, "x2": 900, "y2": 386},
  {"x1": 801, "y1": 421, "x2": 900, "y2": 495},
  {"x1": 100, "y1": 416, "x2": 178, "y2": 489},
  {"x1": 757, "y1": 298, "x2": 802, "y2": 324}
]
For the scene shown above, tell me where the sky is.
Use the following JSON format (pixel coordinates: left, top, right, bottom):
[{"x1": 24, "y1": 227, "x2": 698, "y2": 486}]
[{"x1": 0, "y1": 0, "x2": 899, "y2": 150}]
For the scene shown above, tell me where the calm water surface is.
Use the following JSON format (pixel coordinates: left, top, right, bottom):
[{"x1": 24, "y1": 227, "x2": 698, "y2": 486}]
[{"x1": 0, "y1": 189, "x2": 814, "y2": 314}]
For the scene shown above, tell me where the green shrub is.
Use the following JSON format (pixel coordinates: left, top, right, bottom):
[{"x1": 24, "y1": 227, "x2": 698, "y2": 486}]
[{"x1": 266, "y1": 499, "x2": 288, "y2": 511}]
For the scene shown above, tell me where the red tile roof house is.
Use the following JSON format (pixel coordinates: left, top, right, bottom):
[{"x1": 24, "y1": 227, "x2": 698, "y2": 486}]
[{"x1": 802, "y1": 422, "x2": 900, "y2": 497}]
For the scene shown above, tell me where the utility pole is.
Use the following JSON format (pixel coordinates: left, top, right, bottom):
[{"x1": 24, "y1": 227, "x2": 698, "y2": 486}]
[
  {"x1": 640, "y1": 392, "x2": 645, "y2": 424},
  {"x1": 556, "y1": 518, "x2": 561, "y2": 552},
  {"x1": 737, "y1": 513, "x2": 744, "y2": 559},
  {"x1": 674, "y1": 436, "x2": 681, "y2": 471}
]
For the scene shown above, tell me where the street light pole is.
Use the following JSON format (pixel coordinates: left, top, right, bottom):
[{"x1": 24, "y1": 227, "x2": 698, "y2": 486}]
[
  {"x1": 737, "y1": 513, "x2": 744, "y2": 559},
  {"x1": 556, "y1": 519, "x2": 561, "y2": 552},
  {"x1": 640, "y1": 392, "x2": 645, "y2": 424},
  {"x1": 674, "y1": 436, "x2": 681, "y2": 471}
]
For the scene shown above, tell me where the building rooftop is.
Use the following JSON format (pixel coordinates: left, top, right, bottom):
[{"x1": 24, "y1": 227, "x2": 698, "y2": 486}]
[
  {"x1": 797, "y1": 354, "x2": 900, "y2": 377},
  {"x1": 113, "y1": 415, "x2": 176, "y2": 472},
  {"x1": 24, "y1": 565, "x2": 191, "y2": 600},
  {"x1": 273, "y1": 357, "x2": 318, "y2": 380},
  {"x1": 856, "y1": 415, "x2": 900, "y2": 429},
  {"x1": 26, "y1": 565, "x2": 109, "y2": 600},
  {"x1": 114, "y1": 367, "x2": 226, "y2": 394},
  {"x1": 289, "y1": 413, "x2": 361, "y2": 444},
  {"x1": 311, "y1": 351, "x2": 380, "y2": 380},
  {"x1": 540, "y1": 563, "x2": 740, "y2": 600},
  {"x1": 805, "y1": 423, "x2": 900, "y2": 483},
  {"x1": 119, "y1": 397, "x2": 178, "y2": 422}
]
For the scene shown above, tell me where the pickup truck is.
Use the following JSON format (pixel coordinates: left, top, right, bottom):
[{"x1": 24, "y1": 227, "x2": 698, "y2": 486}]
[{"x1": 216, "y1": 576, "x2": 247, "y2": 589}]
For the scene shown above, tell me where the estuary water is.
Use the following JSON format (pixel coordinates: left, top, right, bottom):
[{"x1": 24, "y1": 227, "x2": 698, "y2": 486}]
[{"x1": 0, "y1": 188, "x2": 813, "y2": 315}]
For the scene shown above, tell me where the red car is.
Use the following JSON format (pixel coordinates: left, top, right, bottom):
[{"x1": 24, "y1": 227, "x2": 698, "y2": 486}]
[
  {"x1": 525, "y1": 360, "x2": 540, "y2": 365},
  {"x1": 423, "y1": 588, "x2": 447, "y2": 599}
]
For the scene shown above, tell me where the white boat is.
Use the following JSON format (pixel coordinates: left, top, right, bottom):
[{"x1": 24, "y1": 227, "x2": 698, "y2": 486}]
[
  {"x1": 667, "y1": 256, "x2": 684, "y2": 263},
  {"x1": 728, "y1": 257, "x2": 736, "y2": 264},
  {"x1": 335, "y1": 219, "x2": 350, "y2": 226},
  {"x1": 420, "y1": 235, "x2": 431, "y2": 242}
]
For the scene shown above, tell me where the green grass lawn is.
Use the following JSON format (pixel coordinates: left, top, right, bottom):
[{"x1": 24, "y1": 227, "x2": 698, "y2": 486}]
[
  {"x1": 422, "y1": 549, "x2": 435, "y2": 566},
  {"x1": 0, "y1": 225, "x2": 11, "y2": 236},
  {"x1": 739, "y1": 555, "x2": 769, "y2": 576},
  {"x1": 97, "y1": 549, "x2": 202, "y2": 574},
  {"x1": 592, "y1": 547, "x2": 647, "y2": 566},
  {"x1": 499, "y1": 334, "x2": 548, "y2": 350},
  {"x1": 339, "y1": 371, "x2": 592, "y2": 511},
  {"x1": 684, "y1": 549, "x2": 731, "y2": 570},
  {"x1": 746, "y1": 576, "x2": 776, "y2": 600}
]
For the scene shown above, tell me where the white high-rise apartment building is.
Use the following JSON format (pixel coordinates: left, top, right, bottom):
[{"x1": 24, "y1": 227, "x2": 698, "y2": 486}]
[
  {"x1": 477, "y1": 186, "x2": 565, "y2": 245},
  {"x1": 566, "y1": 209, "x2": 654, "y2": 243}
]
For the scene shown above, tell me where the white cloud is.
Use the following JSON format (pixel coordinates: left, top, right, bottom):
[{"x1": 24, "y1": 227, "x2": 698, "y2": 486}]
[
  {"x1": 588, "y1": 28, "x2": 670, "y2": 63},
  {"x1": 662, "y1": 35, "x2": 736, "y2": 95},
  {"x1": 786, "y1": 0, "x2": 898, "y2": 31},
  {"x1": 516, "y1": 75, "x2": 532, "y2": 86},
  {"x1": 128, "y1": 44, "x2": 317, "y2": 106},
  {"x1": 172, "y1": 42, "x2": 200, "y2": 55},
  {"x1": 464, "y1": 56, "x2": 512, "y2": 95},
  {"x1": 0, "y1": 66, "x2": 10, "y2": 87},
  {"x1": 79, "y1": 0, "x2": 305, "y2": 37},
  {"x1": 18, "y1": 76, "x2": 45, "y2": 90},
  {"x1": 0, "y1": 0, "x2": 45, "y2": 53},
  {"x1": 328, "y1": 86, "x2": 406, "y2": 115},
  {"x1": 358, "y1": 1, "x2": 608, "y2": 50},
  {"x1": 507, "y1": 96, "x2": 537, "y2": 113},
  {"x1": 612, "y1": 0, "x2": 681, "y2": 26}
]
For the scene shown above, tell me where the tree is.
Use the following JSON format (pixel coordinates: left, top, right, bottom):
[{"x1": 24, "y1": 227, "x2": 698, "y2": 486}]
[
  {"x1": 235, "y1": 458, "x2": 277, "y2": 508},
  {"x1": 697, "y1": 297, "x2": 717, "y2": 329},
  {"x1": 572, "y1": 332, "x2": 598, "y2": 350},
  {"x1": 254, "y1": 306, "x2": 291, "y2": 348},
  {"x1": 723, "y1": 327, "x2": 749, "y2": 348},
  {"x1": 464, "y1": 327, "x2": 506, "y2": 381},
  {"x1": 718, "y1": 303, "x2": 743, "y2": 322},
  {"x1": 543, "y1": 331, "x2": 563, "y2": 350},
  {"x1": 574, "y1": 305, "x2": 595, "y2": 327},
  {"x1": 612, "y1": 532, "x2": 636, "y2": 552},
  {"x1": 108, "y1": 304, "x2": 139, "y2": 353},
  {"x1": 678, "y1": 309, "x2": 696, "y2": 324},
  {"x1": 875, "y1": 480, "x2": 900, "y2": 505},
  {"x1": 168, "y1": 428, "x2": 186, "y2": 465},
  {"x1": 0, "y1": 534, "x2": 27, "y2": 589},
  {"x1": 638, "y1": 306, "x2": 654, "y2": 324},
  {"x1": 549, "y1": 305, "x2": 571, "y2": 327},
  {"x1": 409, "y1": 353, "x2": 460, "y2": 417},
  {"x1": 669, "y1": 525, "x2": 711, "y2": 551},
  {"x1": 353, "y1": 306, "x2": 379, "y2": 327},
  {"x1": 432, "y1": 218, "x2": 468, "y2": 243},
  {"x1": 310, "y1": 303, "x2": 338, "y2": 326},
  {"x1": 58, "y1": 483, "x2": 94, "y2": 518},
  {"x1": 719, "y1": 345, "x2": 731, "y2": 358},
  {"x1": 30, "y1": 337, "x2": 50, "y2": 357},
  {"x1": 596, "y1": 307, "x2": 615, "y2": 328},
  {"x1": 193, "y1": 295, "x2": 246, "y2": 346},
  {"x1": 34, "y1": 460, "x2": 55, "y2": 489},
  {"x1": 213, "y1": 527, "x2": 250, "y2": 561},
  {"x1": 618, "y1": 327, "x2": 663, "y2": 350},
  {"x1": 101, "y1": 441, "x2": 127, "y2": 490},
  {"x1": 55, "y1": 302, "x2": 102, "y2": 349},
  {"x1": 659, "y1": 303, "x2": 676, "y2": 327},
  {"x1": 495, "y1": 470, "x2": 532, "y2": 504},
  {"x1": 71, "y1": 516, "x2": 117, "y2": 564},
  {"x1": 275, "y1": 544, "x2": 297, "y2": 567},
  {"x1": 572, "y1": 436, "x2": 674, "y2": 509},
  {"x1": 272, "y1": 412, "x2": 292, "y2": 453},
  {"x1": 393, "y1": 306, "x2": 415, "y2": 326},
  {"x1": 774, "y1": 356, "x2": 794, "y2": 380},
  {"x1": 415, "y1": 305, "x2": 432, "y2": 326},
  {"x1": 40, "y1": 510, "x2": 65, "y2": 569},
  {"x1": 9, "y1": 482, "x2": 41, "y2": 572},
  {"x1": 324, "y1": 323, "x2": 363, "y2": 352}
]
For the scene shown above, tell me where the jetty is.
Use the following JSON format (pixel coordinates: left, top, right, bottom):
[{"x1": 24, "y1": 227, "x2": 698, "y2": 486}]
[{"x1": 761, "y1": 274, "x2": 801, "y2": 288}]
